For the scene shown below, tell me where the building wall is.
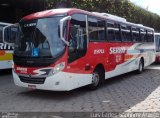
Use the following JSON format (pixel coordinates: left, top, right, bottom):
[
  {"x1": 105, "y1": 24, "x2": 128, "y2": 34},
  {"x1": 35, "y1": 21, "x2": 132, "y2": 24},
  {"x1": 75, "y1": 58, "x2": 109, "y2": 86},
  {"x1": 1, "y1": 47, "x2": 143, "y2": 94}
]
[
  {"x1": 0, "y1": 0, "x2": 45, "y2": 23},
  {"x1": 0, "y1": 6, "x2": 17, "y2": 23}
]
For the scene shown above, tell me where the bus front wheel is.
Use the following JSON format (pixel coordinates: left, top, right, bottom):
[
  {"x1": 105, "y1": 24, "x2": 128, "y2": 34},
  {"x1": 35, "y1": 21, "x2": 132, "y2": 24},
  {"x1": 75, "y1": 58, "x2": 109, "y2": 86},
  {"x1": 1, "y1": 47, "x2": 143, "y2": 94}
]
[{"x1": 89, "y1": 67, "x2": 105, "y2": 90}]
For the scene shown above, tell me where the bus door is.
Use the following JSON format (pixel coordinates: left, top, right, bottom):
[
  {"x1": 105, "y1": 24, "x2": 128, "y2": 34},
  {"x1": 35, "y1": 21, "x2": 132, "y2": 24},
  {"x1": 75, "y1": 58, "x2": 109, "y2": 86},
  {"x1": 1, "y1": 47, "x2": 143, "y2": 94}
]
[{"x1": 68, "y1": 14, "x2": 87, "y2": 70}]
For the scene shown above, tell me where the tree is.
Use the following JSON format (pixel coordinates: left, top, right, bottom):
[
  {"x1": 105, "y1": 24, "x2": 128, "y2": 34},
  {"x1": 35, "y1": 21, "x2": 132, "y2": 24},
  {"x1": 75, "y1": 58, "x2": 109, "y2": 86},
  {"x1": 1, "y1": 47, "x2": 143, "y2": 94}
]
[{"x1": 44, "y1": 0, "x2": 160, "y2": 31}]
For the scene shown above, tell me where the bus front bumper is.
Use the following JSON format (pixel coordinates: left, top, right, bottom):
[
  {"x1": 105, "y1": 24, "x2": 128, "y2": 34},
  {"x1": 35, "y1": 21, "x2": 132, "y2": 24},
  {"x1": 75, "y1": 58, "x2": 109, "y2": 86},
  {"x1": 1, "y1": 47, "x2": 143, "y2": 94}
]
[{"x1": 12, "y1": 70, "x2": 92, "y2": 91}]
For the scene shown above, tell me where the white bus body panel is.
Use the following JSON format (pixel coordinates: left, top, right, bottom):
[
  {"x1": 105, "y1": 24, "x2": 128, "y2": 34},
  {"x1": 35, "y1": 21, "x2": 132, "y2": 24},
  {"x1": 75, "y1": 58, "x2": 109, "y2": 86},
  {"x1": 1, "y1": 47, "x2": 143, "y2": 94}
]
[
  {"x1": 106, "y1": 43, "x2": 155, "y2": 79},
  {"x1": 0, "y1": 22, "x2": 13, "y2": 70},
  {"x1": 13, "y1": 70, "x2": 92, "y2": 91},
  {"x1": 0, "y1": 60, "x2": 12, "y2": 70}
]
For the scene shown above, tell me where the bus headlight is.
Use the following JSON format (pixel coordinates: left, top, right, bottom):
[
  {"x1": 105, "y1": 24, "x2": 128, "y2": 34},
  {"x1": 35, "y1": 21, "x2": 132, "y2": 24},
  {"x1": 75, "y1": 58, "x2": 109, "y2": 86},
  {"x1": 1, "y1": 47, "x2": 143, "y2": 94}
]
[{"x1": 49, "y1": 62, "x2": 65, "y2": 76}]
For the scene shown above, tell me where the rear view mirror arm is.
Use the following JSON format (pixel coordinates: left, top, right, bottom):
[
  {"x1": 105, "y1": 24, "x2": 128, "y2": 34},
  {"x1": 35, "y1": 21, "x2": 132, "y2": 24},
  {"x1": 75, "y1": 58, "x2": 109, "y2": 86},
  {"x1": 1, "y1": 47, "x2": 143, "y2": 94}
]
[{"x1": 60, "y1": 16, "x2": 71, "y2": 46}]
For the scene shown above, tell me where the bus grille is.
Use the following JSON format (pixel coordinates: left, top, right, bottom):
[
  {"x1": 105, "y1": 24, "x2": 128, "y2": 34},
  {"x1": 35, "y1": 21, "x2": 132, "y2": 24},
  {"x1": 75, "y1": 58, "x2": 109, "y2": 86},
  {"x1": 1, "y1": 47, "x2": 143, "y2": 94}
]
[{"x1": 19, "y1": 76, "x2": 46, "y2": 84}]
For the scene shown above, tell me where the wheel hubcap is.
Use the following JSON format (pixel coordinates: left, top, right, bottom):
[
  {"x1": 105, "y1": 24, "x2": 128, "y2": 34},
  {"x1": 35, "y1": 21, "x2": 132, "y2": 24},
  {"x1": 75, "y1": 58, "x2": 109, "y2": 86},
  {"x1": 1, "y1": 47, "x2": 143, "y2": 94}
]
[{"x1": 92, "y1": 73, "x2": 99, "y2": 86}]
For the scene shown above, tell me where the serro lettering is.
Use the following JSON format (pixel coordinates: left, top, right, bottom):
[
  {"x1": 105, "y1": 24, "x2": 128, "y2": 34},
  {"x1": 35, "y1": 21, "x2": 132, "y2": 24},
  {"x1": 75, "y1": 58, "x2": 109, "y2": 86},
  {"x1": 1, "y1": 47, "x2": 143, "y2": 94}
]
[{"x1": 110, "y1": 47, "x2": 126, "y2": 54}]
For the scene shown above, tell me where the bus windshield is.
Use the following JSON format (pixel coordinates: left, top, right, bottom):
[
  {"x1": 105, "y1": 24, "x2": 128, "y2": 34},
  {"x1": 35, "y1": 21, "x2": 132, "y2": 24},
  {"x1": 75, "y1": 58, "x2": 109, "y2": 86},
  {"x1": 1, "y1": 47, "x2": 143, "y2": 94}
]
[
  {"x1": 14, "y1": 16, "x2": 66, "y2": 58},
  {"x1": 0, "y1": 24, "x2": 5, "y2": 42},
  {"x1": 155, "y1": 35, "x2": 160, "y2": 52}
]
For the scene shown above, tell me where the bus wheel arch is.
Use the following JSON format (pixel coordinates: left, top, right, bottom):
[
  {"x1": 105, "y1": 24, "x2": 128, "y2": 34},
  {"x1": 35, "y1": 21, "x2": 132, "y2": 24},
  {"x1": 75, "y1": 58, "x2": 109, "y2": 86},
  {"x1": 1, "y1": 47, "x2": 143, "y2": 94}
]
[{"x1": 89, "y1": 64, "x2": 105, "y2": 90}]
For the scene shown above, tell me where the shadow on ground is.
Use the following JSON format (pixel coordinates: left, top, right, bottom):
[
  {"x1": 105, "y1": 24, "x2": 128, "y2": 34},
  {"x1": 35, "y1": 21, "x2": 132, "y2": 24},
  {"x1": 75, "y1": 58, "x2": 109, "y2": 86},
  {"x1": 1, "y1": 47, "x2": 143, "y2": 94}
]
[
  {"x1": 15, "y1": 68, "x2": 160, "y2": 112},
  {"x1": 0, "y1": 69, "x2": 12, "y2": 75}
]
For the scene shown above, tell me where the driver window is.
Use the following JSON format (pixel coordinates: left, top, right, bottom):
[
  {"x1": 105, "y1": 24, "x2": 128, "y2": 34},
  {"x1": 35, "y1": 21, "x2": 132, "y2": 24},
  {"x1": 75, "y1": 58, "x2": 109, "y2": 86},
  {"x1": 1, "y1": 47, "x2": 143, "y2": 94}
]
[
  {"x1": 69, "y1": 25, "x2": 78, "y2": 52},
  {"x1": 68, "y1": 14, "x2": 87, "y2": 63}
]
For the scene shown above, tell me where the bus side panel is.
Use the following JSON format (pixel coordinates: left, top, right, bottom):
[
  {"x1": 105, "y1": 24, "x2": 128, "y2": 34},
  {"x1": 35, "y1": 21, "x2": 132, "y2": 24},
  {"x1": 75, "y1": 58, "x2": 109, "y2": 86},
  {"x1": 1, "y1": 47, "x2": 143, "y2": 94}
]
[{"x1": 0, "y1": 50, "x2": 13, "y2": 70}]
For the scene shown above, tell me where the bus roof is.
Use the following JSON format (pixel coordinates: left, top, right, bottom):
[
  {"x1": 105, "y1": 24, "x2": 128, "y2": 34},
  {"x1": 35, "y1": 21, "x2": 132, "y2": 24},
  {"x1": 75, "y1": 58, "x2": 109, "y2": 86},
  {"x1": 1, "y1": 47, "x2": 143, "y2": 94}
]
[
  {"x1": 22, "y1": 8, "x2": 77, "y2": 20},
  {"x1": 22, "y1": 8, "x2": 154, "y2": 31}
]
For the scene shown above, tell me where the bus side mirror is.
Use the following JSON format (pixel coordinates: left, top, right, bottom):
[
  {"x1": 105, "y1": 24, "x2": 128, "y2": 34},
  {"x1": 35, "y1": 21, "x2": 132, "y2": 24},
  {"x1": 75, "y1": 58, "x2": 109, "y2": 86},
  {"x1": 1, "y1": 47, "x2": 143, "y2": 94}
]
[
  {"x1": 3, "y1": 24, "x2": 18, "y2": 46},
  {"x1": 60, "y1": 16, "x2": 71, "y2": 46}
]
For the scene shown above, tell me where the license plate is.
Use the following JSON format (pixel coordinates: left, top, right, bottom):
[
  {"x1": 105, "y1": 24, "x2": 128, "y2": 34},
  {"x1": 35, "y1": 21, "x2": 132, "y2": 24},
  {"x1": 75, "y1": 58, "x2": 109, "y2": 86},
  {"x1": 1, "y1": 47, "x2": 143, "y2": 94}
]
[{"x1": 28, "y1": 84, "x2": 36, "y2": 89}]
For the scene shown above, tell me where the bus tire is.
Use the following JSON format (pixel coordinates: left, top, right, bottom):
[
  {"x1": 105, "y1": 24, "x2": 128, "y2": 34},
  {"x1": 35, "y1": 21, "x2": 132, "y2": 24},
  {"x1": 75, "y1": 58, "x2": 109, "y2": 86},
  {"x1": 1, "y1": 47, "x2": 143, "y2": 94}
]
[
  {"x1": 88, "y1": 67, "x2": 105, "y2": 90},
  {"x1": 136, "y1": 58, "x2": 144, "y2": 74}
]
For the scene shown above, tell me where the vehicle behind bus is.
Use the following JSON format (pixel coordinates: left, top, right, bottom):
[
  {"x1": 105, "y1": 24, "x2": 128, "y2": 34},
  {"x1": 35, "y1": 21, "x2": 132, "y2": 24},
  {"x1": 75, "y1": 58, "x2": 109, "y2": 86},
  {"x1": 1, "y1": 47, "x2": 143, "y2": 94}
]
[
  {"x1": 0, "y1": 22, "x2": 14, "y2": 70},
  {"x1": 2, "y1": 8, "x2": 156, "y2": 91},
  {"x1": 155, "y1": 33, "x2": 160, "y2": 62}
]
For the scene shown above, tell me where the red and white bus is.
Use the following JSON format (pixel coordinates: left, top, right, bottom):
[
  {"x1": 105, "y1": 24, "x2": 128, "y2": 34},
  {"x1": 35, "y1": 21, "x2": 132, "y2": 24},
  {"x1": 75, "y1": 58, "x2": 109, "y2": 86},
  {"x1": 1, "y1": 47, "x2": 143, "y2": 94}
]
[
  {"x1": 3, "y1": 8, "x2": 155, "y2": 91},
  {"x1": 155, "y1": 33, "x2": 160, "y2": 62}
]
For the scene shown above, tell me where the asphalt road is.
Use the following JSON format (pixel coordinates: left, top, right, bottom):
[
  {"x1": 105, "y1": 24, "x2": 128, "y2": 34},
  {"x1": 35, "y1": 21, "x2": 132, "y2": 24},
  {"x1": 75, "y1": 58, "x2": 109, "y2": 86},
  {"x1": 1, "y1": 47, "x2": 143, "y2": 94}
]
[{"x1": 0, "y1": 64, "x2": 160, "y2": 113}]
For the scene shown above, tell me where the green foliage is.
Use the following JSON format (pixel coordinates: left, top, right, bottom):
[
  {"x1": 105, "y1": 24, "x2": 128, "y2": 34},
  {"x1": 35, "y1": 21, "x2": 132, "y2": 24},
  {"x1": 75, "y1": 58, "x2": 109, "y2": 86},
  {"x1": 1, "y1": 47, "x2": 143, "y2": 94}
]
[{"x1": 44, "y1": 0, "x2": 160, "y2": 32}]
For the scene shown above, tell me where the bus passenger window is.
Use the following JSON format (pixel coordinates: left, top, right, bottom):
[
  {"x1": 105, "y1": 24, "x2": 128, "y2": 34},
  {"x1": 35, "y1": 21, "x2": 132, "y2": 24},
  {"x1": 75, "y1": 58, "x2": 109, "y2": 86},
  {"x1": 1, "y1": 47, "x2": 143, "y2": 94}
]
[
  {"x1": 97, "y1": 20, "x2": 106, "y2": 41},
  {"x1": 147, "y1": 31, "x2": 154, "y2": 42},
  {"x1": 107, "y1": 23, "x2": 115, "y2": 41},
  {"x1": 132, "y1": 27, "x2": 140, "y2": 42},
  {"x1": 140, "y1": 29, "x2": 147, "y2": 42},
  {"x1": 88, "y1": 17, "x2": 105, "y2": 41},
  {"x1": 114, "y1": 24, "x2": 121, "y2": 41},
  {"x1": 88, "y1": 17, "x2": 98, "y2": 41},
  {"x1": 121, "y1": 25, "x2": 132, "y2": 42}
]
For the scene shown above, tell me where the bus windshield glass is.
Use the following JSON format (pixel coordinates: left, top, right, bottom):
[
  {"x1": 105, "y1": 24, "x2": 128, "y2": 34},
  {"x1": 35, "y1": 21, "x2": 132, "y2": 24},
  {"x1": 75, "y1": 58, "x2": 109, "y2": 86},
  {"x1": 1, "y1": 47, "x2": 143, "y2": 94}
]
[
  {"x1": 155, "y1": 35, "x2": 160, "y2": 52},
  {"x1": 0, "y1": 24, "x2": 5, "y2": 42},
  {"x1": 14, "y1": 16, "x2": 66, "y2": 58}
]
